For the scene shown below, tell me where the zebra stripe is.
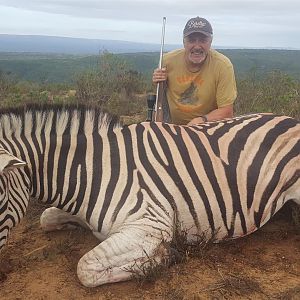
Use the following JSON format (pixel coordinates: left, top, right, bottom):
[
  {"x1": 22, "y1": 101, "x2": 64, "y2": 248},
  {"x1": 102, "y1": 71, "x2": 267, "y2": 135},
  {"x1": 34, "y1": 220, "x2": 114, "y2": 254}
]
[
  {"x1": 0, "y1": 105, "x2": 298, "y2": 287},
  {"x1": 0, "y1": 147, "x2": 30, "y2": 250}
]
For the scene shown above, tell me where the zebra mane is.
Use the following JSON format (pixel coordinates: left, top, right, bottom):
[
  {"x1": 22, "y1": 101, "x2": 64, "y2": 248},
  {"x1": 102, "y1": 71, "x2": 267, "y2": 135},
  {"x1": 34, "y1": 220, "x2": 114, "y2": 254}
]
[{"x1": 0, "y1": 103, "x2": 121, "y2": 136}]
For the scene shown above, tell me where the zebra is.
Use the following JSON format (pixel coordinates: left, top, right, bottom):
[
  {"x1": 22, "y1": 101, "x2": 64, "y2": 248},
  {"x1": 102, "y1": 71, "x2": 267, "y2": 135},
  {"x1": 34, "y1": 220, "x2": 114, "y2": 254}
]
[
  {"x1": 0, "y1": 104, "x2": 299, "y2": 287},
  {"x1": 0, "y1": 147, "x2": 30, "y2": 250}
]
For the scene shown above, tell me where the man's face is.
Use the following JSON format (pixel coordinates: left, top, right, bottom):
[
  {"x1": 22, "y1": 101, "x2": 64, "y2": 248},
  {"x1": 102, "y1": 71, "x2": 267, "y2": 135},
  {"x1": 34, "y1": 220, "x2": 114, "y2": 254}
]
[{"x1": 183, "y1": 32, "x2": 212, "y2": 65}]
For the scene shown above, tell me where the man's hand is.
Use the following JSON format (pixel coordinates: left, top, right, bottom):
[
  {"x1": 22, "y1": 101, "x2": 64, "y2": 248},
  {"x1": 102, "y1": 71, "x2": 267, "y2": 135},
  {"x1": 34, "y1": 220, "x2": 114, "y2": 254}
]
[
  {"x1": 187, "y1": 116, "x2": 206, "y2": 125},
  {"x1": 187, "y1": 105, "x2": 234, "y2": 126},
  {"x1": 152, "y1": 67, "x2": 167, "y2": 83}
]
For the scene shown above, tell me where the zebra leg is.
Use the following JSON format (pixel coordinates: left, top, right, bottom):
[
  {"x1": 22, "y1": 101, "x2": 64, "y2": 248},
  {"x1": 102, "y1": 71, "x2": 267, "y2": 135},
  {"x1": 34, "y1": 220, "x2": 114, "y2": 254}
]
[
  {"x1": 77, "y1": 222, "x2": 172, "y2": 287},
  {"x1": 40, "y1": 207, "x2": 91, "y2": 232},
  {"x1": 291, "y1": 178, "x2": 300, "y2": 225}
]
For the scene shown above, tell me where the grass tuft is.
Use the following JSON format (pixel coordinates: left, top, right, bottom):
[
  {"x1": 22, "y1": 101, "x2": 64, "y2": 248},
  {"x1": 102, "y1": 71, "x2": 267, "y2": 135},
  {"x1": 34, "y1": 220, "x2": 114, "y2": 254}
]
[{"x1": 125, "y1": 220, "x2": 218, "y2": 286}]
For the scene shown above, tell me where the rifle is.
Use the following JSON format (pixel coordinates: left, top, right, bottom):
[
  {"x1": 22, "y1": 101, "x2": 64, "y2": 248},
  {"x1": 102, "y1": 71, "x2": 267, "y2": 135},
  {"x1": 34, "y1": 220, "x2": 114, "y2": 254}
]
[{"x1": 146, "y1": 17, "x2": 166, "y2": 122}]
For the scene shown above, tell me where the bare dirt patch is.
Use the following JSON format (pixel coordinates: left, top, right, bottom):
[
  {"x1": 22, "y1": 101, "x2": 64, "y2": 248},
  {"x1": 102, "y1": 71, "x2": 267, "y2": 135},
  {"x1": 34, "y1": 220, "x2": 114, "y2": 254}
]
[{"x1": 1, "y1": 202, "x2": 300, "y2": 300}]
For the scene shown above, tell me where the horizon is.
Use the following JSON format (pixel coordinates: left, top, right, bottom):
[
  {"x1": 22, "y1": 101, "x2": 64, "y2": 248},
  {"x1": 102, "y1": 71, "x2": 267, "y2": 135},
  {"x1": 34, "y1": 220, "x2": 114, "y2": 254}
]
[{"x1": 1, "y1": 33, "x2": 300, "y2": 52}]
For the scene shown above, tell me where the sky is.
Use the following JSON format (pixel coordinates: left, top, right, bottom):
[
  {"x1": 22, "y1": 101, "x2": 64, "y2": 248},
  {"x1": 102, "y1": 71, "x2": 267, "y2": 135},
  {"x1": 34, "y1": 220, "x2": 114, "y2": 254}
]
[{"x1": 0, "y1": 0, "x2": 299, "y2": 49}]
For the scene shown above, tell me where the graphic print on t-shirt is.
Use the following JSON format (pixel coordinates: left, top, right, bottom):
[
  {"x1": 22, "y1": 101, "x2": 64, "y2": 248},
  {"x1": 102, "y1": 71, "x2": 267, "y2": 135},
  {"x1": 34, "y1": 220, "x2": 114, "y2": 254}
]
[
  {"x1": 176, "y1": 72, "x2": 205, "y2": 106},
  {"x1": 178, "y1": 82, "x2": 198, "y2": 105}
]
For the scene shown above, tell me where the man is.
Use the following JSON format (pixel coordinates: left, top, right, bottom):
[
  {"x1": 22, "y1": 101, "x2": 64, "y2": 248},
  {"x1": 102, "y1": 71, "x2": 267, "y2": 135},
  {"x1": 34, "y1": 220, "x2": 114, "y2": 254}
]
[{"x1": 152, "y1": 16, "x2": 237, "y2": 125}]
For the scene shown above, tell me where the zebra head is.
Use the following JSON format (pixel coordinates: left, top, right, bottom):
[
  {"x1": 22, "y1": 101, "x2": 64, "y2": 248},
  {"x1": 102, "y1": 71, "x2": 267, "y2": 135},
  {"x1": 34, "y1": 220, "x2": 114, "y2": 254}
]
[{"x1": 0, "y1": 148, "x2": 30, "y2": 251}]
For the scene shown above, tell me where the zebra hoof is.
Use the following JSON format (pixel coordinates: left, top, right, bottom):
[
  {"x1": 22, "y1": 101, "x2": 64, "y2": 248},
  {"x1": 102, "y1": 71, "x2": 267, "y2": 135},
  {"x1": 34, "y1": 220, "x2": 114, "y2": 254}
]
[
  {"x1": 77, "y1": 253, "x2": 144, "y2": 287},
  {"x1": 40, "y1": 207, "x2": 70, "y2": 232}
]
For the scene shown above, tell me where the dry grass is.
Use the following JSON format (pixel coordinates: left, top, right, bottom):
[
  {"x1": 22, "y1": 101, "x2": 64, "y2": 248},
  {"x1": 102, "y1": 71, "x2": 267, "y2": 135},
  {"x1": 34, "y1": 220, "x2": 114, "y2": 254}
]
[
  {"x1": 125, "y1": 221, "x2": 218, "y2": 286},
  {"x1": 199, "y1": 271, "x2": 265, "y2": 298},
  {"x1": 291, "y1": 203, "x2": 300, "y2": 229}
]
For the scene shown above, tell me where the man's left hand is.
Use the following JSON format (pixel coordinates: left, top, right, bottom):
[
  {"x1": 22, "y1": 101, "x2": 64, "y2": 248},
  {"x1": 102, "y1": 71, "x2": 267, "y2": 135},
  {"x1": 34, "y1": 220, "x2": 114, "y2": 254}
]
[{"x1": 187, "y1": 116, "x2": 206, "y2": 125}]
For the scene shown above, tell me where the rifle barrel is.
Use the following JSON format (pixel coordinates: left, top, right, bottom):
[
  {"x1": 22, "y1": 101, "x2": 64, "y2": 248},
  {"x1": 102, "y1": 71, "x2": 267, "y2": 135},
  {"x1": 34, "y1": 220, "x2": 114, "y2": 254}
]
[{"x1": 154, "y1": 17, "x2": 166, "y2": 122}]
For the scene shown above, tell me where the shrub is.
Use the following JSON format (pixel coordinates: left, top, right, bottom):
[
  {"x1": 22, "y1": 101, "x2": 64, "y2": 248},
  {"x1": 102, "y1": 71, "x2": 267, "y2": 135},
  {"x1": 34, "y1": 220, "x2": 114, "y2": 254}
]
[
  {"x1": 75, "y1": 51, "x2": 147, "y2": 115},
  {"x1": 235, "y1": 70, "x2": 300, "y2": 119},
  {"x1": 0, "y1": 70, "x2": 14, "y2": 101}
]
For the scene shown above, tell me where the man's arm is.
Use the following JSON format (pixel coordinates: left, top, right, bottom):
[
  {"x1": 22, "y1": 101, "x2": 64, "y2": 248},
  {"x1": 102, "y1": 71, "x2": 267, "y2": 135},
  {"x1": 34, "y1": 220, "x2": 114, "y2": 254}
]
[{"x1": 187, "y1": 104, "x2": 233, "y2": 125}]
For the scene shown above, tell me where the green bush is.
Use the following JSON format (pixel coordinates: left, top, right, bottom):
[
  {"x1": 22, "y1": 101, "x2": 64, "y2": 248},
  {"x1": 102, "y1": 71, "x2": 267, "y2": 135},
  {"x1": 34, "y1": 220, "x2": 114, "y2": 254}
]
[
  {"x1": 75, "y1": 52, "x2": 147, "y2": 115},
  {"x1": 0, "y1": 70, "x2": 14, "y2": 101},
  {"x1": 235, "y1": 70, "x2": 300, "y2": 119},
  {"x1": 1, "y1": 64, "x2": 299, "y2": 121}
]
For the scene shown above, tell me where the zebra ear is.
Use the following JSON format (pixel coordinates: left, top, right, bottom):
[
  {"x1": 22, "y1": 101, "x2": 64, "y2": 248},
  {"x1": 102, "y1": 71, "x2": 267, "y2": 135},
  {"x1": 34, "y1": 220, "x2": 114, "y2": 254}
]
[{"x1": 0, "y1": 148, "x2": 27, "y2": 173}]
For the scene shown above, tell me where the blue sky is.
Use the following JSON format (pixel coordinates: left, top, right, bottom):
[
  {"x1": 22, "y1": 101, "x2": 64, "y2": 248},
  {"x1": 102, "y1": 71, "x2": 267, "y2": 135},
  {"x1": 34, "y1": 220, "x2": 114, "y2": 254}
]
[{"x1": 0, "y1": 0, "x2": 299, "y2": 49}]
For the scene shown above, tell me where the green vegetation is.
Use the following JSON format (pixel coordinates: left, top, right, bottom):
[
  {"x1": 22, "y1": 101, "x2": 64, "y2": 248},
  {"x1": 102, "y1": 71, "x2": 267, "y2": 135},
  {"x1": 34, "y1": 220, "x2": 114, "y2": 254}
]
[
  {"x1": 0, "y1": 53, "x2": 98, "y2": 83},
  {"x1": 1, "y1": 49, "x2": 300, "y2": 83},
  {"x1": 235, "y1": 70, "x2": 300, "y2": 119},
  {"x1": 220, "y1": 49, "x2": 300, "y2": 80},
  {"x1": 75, "y1": 52, "x2": 147, "y2": 116},
  {"x1": 0, "y1": 50, "x2": 299, "y2": 121}
]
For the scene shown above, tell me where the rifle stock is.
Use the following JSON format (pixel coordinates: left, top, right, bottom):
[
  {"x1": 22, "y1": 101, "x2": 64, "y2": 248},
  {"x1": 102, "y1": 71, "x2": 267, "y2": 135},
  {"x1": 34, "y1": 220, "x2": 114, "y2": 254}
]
[
  {"x1": 146, "y1": 94, "x2": 156, "y2": 121},
  {"x1": 153, "y1": 81, "x2": 164, "y2": 121}
]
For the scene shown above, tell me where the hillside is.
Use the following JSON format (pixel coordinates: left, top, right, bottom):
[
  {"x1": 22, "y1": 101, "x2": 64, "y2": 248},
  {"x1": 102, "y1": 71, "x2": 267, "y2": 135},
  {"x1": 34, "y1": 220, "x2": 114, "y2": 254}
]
[
  {"x1": 0, "y1": 49, "x2": 300, "y2": 83},
  {"x1": 0, "y1": 34, "x2": 180, "y2": 54}
]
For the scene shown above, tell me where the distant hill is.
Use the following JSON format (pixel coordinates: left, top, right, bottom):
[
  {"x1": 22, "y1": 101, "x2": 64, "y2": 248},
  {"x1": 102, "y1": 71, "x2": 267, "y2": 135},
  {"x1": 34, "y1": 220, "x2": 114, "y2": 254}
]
[
  {"x1": 0, "y1": 50, "x2": 300, "y2": 84},
  {"x1": 0, "y1": 34, "x2": 181, "y2": 54},
  {"x1": 1, "y1": 34, "x2": 298, "y2": 55}
]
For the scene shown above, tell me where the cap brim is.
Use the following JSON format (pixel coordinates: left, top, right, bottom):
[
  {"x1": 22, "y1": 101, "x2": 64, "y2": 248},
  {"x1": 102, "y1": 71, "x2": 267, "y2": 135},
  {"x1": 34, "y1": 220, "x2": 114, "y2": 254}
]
[{"x1": 183, "y1": 30, "x2": 212, "y2": 37}]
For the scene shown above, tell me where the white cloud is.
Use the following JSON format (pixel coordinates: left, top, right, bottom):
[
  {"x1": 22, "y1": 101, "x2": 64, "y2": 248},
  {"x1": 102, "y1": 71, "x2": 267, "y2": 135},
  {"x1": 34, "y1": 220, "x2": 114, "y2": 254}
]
[{"x1": 0, "y1": 0, "x2": 299, "y2": 48}]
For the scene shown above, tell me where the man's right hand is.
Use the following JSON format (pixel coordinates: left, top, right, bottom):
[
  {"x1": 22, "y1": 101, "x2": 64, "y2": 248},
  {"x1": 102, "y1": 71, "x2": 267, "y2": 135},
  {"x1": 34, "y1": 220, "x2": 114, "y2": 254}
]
[{"x1": 152, "y1": 67, "x2": 167, "y2": 83}]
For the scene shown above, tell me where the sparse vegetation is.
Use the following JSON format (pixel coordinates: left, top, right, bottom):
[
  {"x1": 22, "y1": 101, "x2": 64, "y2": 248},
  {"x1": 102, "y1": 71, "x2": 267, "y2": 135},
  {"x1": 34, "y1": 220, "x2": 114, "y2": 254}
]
[
  {"x1": 124, "y1": 248, "x2": 170, "y2": 286},
  {"x1": 235, "y1": 70, "x2": 300, "y2": 119},
  {"x1": 169, "y1": 222, "x2": 218, "y2": 262},
  {"x1": 290, "y1": 202, "x2": 300, "y2": 229},
  {"x1": 1, "y1": 197, "x2": 300, "y2": 298},
  {"x1": 125, "y1": 221, "x2": 217, "y2": 286},
  {"x1": 0, "y1": 70, "x2": 14, "y2": 100},
  {"x1": 199, "y1": 272, "x2": 264, "y2": 298},
  {"x1": 75, "y1": 52, "x2": 147, "y2": 117},
  {"x1": 1, "y1": 52, "x2": 300, "y2": 121}
]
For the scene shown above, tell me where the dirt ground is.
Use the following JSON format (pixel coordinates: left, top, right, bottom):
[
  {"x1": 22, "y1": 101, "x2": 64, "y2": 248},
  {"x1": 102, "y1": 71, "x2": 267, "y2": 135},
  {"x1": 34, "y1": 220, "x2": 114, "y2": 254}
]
[{"x1": 1, "y1": 201, "x2": 300, "y2": 300}]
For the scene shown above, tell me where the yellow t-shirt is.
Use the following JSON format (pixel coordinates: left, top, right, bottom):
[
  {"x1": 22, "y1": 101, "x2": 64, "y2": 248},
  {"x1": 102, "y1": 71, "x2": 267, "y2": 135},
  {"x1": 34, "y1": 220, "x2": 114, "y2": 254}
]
[{"x1": 163, "y1": 49, "x2": 237, "y2": 124}]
